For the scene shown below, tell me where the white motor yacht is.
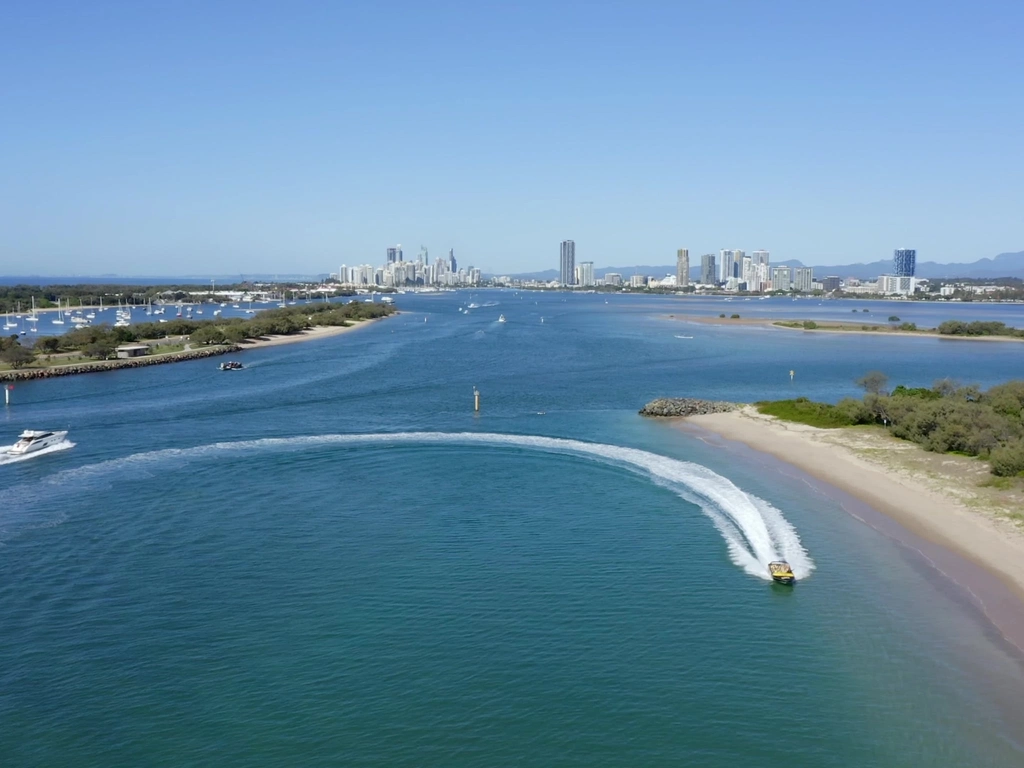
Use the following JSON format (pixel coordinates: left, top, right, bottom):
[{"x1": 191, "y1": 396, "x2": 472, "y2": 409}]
[
  {"x1": 7, "y1": 430, "x2": 68, "y2": 455},
  {"x1": 498, "y1": 314, "x2": 507, "y2": 323}
]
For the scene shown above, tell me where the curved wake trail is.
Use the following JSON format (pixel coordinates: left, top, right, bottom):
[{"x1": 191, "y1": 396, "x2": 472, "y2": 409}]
[{"x1": 1, "y1": 432, "x2": 813, "y2": 579}]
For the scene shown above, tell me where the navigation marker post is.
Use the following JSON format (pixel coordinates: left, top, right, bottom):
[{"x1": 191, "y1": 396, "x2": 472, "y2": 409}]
[
  {"x1": 4, "y1": 384, "x2": 12, "y2": 406},
  {"x1": 474, "y1": 387, "x2": 480, "y2": 413}
]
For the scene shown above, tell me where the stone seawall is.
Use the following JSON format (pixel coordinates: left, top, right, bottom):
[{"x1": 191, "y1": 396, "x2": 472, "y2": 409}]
[
  {"x1": 0, "y1": 345, "x2": 242, "y2": 382},
  {"x1": 639, "y1": 398, "x2": 740, "y2": 418}
]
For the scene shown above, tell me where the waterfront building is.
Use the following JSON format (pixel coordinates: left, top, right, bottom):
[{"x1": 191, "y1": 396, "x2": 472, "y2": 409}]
[
  {"x1": 560, "y1": 240, "x2": 576, "y2": 286},
  {"x1": 676, "y1": 249, "x2": 689, "y2": 288},
  {"x1": 771, "y1": 266, "x2": 792, "y2": 292},
  {"x1": 700, "y1": 254, "x2": 716, "y2": 285},
  {"x1": 387, "y1": 245, "x2": 403, "y2": 264},
  {"x1": 821, "y1": 276, "x2": 841, "y2": 292},
  {"x1": 629, "y1": 274, "x2": 647, "y2": 288},
  {"x1": 577, "y1": 261, "x2": 595, "y2": 287},
  {"x1": 894, "y1": 248, "x2": 916, "y2": 277},
  {"x1": 604, "y1": 272, "x2": 623, "y2": 287},
  {"x1": 794, "y1": 267, "x2": 815, "y2": 293},
  {"x1": 751, "y1": 249, "x2": 770, "y2": 267},
  {"x1": 878, "y1": 275, "x2": 916, "y2": 295}
]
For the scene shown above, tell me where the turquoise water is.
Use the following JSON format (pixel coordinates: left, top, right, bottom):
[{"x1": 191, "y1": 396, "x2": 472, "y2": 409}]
[{"x1": 2, "y1": 291, "x2": 1024, "y2": 766}]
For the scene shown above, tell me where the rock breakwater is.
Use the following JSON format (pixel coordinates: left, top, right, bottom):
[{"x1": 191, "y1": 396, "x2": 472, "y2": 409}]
[
  {"x1": 0, "y1": 345, "x2": 241, "y2": 382},
  {"x1": 639, "y1": 398, "x2": 740, "y2": 418}
]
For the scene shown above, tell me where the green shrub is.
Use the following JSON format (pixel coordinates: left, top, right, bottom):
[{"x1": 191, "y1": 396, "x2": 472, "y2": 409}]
[
  {"x1": 888, "y1": 316, "x2": 900, "y2": 322},
  {"x1": 990, "y1": 439, "x2": 1024, "y2": 477},
  {"x1": 756, "y1": 398, "x2": 854, "y2": 428},
  {"x1": 730, "y1": 314, "x2": 740, "y2": 319},
  {"x1": 891, "y1": 385, "x2": 941, "y2": 400},
  {"x1": 802, "y1": 320, "x2": 817, "y2": 329}
]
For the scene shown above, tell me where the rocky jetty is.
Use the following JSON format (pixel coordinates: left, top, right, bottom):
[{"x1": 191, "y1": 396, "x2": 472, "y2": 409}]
[
  {"x1": 639, "y1": 398, "x2": 740, "y2": 418},
  {"x1": 0, "y1": 345, "x2": 242, "y2": 382}
]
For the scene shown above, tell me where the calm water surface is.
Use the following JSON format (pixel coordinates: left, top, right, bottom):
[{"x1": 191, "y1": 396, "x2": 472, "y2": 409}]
[{"x1": 2, "y1": 291, "x2": 1023, "y2": 766}]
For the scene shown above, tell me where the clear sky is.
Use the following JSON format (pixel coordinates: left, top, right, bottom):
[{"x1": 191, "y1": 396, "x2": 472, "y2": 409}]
[{"x1": 2, "y1": 0, "x2": 1022, "y2": 275}]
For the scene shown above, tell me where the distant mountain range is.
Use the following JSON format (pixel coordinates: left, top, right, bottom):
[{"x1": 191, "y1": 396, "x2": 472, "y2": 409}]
[{"x1": 500, "y1": 250, "x2": 1024, "y2": 282}]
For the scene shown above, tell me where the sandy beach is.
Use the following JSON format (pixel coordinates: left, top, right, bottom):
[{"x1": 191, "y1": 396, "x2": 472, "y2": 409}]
[
  {"x1": 239, "y1": 317, "x2": 387, "y2": 349},
  {"x1": 679, "y1": 406, "x2": 1024, "y2": 647}
]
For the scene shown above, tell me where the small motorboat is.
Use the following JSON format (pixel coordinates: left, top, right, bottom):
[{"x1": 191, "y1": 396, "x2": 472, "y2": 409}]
[
  {"x1": 6, "y1": 430, "x2": 69, "y2": 456},
  {"x1": 219, "y1": 361, "x2": 244, "y2": 371},
  {"x1": 768, "y1": 561, "x2": 795, "y2": 585},
  {"x1": 498, "y1": 314, "x2": 507, "y2": 323}
]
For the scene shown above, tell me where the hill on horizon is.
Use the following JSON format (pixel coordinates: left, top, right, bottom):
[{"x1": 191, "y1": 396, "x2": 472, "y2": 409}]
[{"x1": 497, "y1": 250, "x2": 1024, "y2": 282}]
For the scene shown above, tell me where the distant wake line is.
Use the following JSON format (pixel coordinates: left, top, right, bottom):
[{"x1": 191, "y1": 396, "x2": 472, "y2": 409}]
[{"x1": 2, "y1": 432, "x2": 813, "y2": 579}]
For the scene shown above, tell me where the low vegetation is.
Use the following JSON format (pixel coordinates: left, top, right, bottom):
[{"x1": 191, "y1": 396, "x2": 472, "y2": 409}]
[{"x1": 757, "y1": 373, "x2": 1024, "y2": 477}]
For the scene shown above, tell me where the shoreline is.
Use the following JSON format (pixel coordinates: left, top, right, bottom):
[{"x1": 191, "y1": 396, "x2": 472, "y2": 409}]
[
  {"x1": 666, "y1": 314, "x2": 1024, "y2": 342},
  {"x1": 0, "y1": 317, "x2": 390, "y2": 381},
  {"x1": 677, "y1": 406, "x2": 1024, "y2": 651}
]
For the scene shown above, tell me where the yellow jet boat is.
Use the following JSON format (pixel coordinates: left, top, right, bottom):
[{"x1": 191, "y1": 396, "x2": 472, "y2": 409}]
[{"x1": 768, "y1": 561, "x2": 795, "y2": 585}]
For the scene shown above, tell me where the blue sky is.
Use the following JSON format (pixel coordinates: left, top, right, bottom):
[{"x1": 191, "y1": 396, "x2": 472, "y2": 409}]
[{"x1": 2, "y1": 0, "x2": 1022, "y2": 275}]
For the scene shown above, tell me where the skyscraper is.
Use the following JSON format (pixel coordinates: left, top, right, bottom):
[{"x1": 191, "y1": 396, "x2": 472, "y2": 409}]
[
  {"x1": 578, "y1": 261, "x2": 595, "y2": 287},
  {"x1": 676, "y1": 249, "x2": 689, "y2": 287},
  {"x1": 751, "y1": 249, "x2": 770, "y2": 267},
  {"x1": 701, "y1": 254, "x2": 716, "y2": 285},
  {"x1": 387, "y1": 245, "x2": 403, "y2": 264},
  {"x1": 771, "y1": 266, "x2": 792, "y2": 291},
  {"x1": 719, "y1": 249, "x2": 745, "y2": 281},
  {"x1": 560, "y1": 240, "x2": 576, "y2": 286},
  {"x1": 793, "y1": 267, "x2": 814, "y2": 293},
  {"x1": 719, "y1": 249, "x2": 734, "y2": 282},
  {"x1": 894, "y1": 248, "x2": 916, "y2": 277},
  {"x1": 449, "y1": 248, "x2": 457, "y2": 272}
]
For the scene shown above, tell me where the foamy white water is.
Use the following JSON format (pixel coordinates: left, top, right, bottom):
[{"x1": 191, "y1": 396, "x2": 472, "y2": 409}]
[
  {"x1": 0, "y1": 440, "x2": 75, "y2": 465},
  {"x1": 1, "y1": 432, "x2": 813, "y2": 579}
]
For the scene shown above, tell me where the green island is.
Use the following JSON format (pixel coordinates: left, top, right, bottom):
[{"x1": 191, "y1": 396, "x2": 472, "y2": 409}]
[
  {"x1": 0, "y1": 300, "x2": 396, "y2": 377},
  {"x1": 756, "y1": 372, "x2": 1024, "y2": 478},
  {"x1": 773, "y1": 318, "x2": 1024, "y2": 339}
]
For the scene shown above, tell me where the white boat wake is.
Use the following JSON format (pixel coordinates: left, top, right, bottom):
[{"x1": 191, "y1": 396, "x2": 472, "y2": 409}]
[
  {"x1": 0, "y1": 440, "x2": 75, "y2": 465},
  {"x1": 1, "y1": 433, "x2": 813, "y2": 579}
]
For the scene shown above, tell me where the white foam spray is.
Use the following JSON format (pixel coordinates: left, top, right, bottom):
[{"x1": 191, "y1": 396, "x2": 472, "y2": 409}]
[
  {"x1": 1, "y1": 433, "x2": 813, "y2": 579},
  {"x1": 0, "y1": 440, "x2": 76, "y2": 466}
]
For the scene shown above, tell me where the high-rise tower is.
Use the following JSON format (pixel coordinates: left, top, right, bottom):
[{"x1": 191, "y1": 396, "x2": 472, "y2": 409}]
[
  {"x1": 701, "y1": 254, "x2": 716, "y2": 285},
  {"x1": 560, "y1": 240, "x2": 576, "y2": 286},
  {"x1": 894, "y1": 249, "x2": 916, "y2": 277},
  {"x1": 676, "y1": 249, "x2": 690, "y2": 288}
]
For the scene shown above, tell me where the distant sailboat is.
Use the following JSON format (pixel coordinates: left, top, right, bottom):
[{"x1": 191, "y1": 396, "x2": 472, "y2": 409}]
[{"x1": 51, "y1": 299, "x2": 65, "y2": 325}]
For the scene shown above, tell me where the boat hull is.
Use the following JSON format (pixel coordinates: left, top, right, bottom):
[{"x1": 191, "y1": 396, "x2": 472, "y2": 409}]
[
  {"x1": 6, "y1": 431, "x2": 68, "y2": 455},
  {"x1": 771, "y1": 575, "x2": 795, "y2": 585}
]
